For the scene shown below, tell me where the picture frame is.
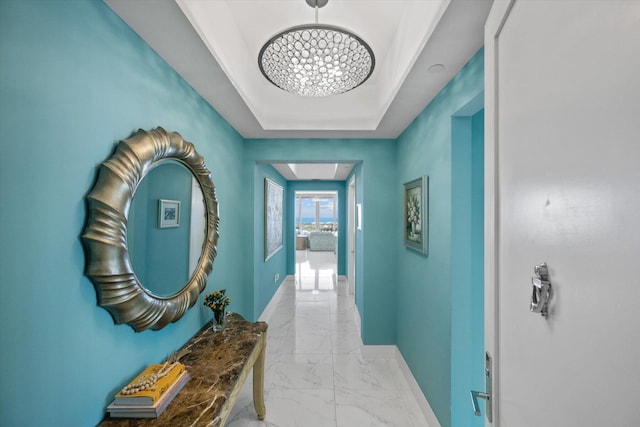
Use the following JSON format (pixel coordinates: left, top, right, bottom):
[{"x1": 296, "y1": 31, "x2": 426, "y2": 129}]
[
  {"x1": 158, "y1": 199, "x2": 180, "y2": 228},
  {"x1": 264, "y1": 178, "x2": 284, "y2": 261},
  {"x1": 403, "y1": 176, "x2": 428, "y2": 254}
]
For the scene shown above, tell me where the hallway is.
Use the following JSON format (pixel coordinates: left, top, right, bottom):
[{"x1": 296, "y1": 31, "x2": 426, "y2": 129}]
[{"x1": 226, "y1": 251, "x2": 429, "y2": 426}]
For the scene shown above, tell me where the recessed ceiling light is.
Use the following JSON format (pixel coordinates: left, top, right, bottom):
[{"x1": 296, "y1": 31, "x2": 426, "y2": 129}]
[{"x1": 428, "y1": 64, "x2": 445, "y2": 73}]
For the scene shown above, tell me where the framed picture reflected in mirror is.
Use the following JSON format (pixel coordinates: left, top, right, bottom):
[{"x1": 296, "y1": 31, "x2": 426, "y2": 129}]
[{"x1": 159, "y1": 199, "x2": 180, "y2": 228}]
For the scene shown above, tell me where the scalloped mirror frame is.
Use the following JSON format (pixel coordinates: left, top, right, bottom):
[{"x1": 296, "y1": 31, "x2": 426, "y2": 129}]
[{"x1": 82, "y1": 128, "x2": 219, "y2": 332}]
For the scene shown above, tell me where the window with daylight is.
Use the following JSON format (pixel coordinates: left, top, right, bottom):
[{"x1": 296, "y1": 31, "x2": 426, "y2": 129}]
[{"x1": 294, "y1": 192, "x2": 338, "y2": 234}]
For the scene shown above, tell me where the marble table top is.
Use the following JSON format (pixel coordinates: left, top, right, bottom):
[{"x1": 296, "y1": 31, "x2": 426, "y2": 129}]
[{"x1": 99, "y1": 313, "x2": 268, "y2": 426}]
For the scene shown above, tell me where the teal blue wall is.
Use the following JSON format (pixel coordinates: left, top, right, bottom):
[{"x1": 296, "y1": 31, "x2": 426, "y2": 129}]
[
  {"x1": 286, "y1": 180, "x2": 347, "y2": 276},
  {"x1": 244, "y1": 140, "x2": 397, "y2": 344},
  {"x1": 0, "y1": 1, "x2": 485, "y2": 425},
  {"x1": 129, "y1": 162, "x2": 194, "y2": 296},
  {"x1": 396, "y1": 49, "x2": 484, "y2": 427},
  {"x1": 0, "y1": 2, "x2": 247, "y2": 426},
  {"x1": 253, "y1": 163, "x2": 288, "y2": 320},
  {"x1": 451, "y1": 108, "x2": 485, "y2": 427}
]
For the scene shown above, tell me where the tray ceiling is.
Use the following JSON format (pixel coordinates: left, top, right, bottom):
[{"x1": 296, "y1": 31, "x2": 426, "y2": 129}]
[{"x1": 104, "y1": 0, "x2": 492, "y2": 139}]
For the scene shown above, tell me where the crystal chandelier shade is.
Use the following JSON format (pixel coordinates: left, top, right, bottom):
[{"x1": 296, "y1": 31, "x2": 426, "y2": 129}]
[{"x1": 258, "y1": 24, "x2": 375, "y2": 97}]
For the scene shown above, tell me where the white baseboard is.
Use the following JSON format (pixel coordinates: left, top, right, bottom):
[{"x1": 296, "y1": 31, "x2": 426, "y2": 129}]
[
  {"x1": 361, "y1": 345, "x2": 397, "y2": 359},
  {"x1": 392, "y1": 346, "x2": 442, "y2": 427},
  {"x1": 353, "y1": 302, "x2": 361, "y2": 333},
  {"x1": 258, "y1": 275, "x2": 293, "y2": 322},
  {"x1": 259, "y1": 276, "x2": 441, "y2": 427},
  {"x1": 360, "y1": 344, "x2": 440, "y2": 427}
]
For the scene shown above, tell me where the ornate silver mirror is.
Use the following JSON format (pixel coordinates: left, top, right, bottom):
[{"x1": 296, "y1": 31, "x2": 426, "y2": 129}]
[{"x1": 82, "y1": 128, "x2": 219, "y2": 332}]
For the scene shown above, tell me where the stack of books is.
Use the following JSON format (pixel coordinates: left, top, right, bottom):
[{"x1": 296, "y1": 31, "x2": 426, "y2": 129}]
[{"x1": 107, "y1": 363, "x2": 190, "y2": 418}]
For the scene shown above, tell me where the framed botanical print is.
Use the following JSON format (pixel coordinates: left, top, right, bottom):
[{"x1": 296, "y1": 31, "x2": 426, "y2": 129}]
[{"x1": 403, "y1": 176, "x2": 428, "y2": 254}]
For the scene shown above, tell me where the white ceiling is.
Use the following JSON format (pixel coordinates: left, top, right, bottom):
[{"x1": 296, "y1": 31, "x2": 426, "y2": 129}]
[
  {"x1": 176, "y1": 0, "x2": 447, "y2": 133},
  {"x1": 103, "y1": 0, "x2": 492, "y2": 179},
  {"x1": 271, "y1": 162, "x2": 356, "y2": 181}
]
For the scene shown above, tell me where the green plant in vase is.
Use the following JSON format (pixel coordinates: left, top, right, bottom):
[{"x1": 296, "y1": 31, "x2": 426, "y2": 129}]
[{"x1": 204, "y1": 289, "x2": 230, "y2": 331}]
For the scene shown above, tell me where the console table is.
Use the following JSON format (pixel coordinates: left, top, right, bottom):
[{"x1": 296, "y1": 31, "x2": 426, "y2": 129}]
[{"x1": 99, "y1": 313, "x2": 268, "y2": 426}]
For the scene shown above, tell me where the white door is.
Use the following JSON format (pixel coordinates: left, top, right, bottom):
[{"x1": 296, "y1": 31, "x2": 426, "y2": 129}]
[{"x1": 485, "y1": 1, "x2": 640, "y2": 426}]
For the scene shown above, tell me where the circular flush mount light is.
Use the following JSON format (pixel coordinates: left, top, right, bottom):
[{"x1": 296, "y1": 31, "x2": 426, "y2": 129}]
[{"x1": 258, "y1": 1, "x2": 375, "y2": 97}]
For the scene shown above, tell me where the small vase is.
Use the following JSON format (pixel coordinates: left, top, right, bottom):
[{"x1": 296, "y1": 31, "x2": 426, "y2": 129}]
[{"x1": 212, "y1": 309, "x2": 226, "y2": 332}]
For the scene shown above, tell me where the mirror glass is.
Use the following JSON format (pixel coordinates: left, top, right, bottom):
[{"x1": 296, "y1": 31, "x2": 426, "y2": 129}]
[{"x1": 127, "y1": 160, "x2": 206, "y2": 297}]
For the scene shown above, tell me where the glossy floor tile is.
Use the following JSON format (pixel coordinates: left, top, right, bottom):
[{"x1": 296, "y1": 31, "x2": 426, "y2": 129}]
[{"x1": 226, "y1": 251, "x2": 429, "y2": 427}]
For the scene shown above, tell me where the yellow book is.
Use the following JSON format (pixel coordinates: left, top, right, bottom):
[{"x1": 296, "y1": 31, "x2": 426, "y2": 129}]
[
  {"x1": 107, "y1": 372, "x2": 190, "y2": 418},
  {"x1": 114, "y1": 363, "x2": 186, "y2": 405}
]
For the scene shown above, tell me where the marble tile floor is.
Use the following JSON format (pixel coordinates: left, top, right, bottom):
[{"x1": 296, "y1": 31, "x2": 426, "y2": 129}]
[{"x1": 226, "y1": 251, "x2": 429, "y2": 427}]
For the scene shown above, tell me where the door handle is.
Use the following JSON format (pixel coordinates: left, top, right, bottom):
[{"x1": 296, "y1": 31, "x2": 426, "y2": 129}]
[
  {"x1": 470, "y1": 352, "x2": 493, "y2": 422},
  {"x1": 470, "y1": 390, "x2": 490, "y2": 416},
  {"x1": 530, "y1": 262, "x2": 552, "y2": 318}
]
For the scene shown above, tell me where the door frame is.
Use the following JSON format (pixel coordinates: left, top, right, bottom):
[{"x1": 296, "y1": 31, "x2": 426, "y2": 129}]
[
  {"x1": 451, "y1": 96, "x2": 485, "y2": 426},
  {"x1": 347, "y1": 176, "x2": 356, "y2": 296},
  {"x1": 484, "y1": 1, "x2": 516, "y2": 425}
]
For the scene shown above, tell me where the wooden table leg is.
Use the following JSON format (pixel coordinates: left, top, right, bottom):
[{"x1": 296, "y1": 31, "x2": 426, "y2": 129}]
[{"x1": 252, "y1": 335, "x2": 266, "y2": 420}]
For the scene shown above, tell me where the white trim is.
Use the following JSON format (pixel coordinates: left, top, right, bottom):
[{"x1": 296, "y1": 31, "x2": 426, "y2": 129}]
[
  {"x1": 361, "y1": 345, "x2": 396, "y2": 360},
  {"x1": 361, "y1": 345, "x2": 441, "y2": 427},
  {"x1": 348, "y1": 176, "x2": 357, "y2": 296},
  {"x1": 393, "y1": 347, "x2": 441, "y2": 427},
  {"x1": 484, "y1": 1, "x2": 516, "y2": 425},
  {"x1": 353, "y1": 299, "x2": 362, "y2": 333},
  {"x1": 258, "y1": 275, "x2": 294, "y2": 322},
  {"x1": 261, "y1": 276, "x2": 439, "y2": 426}
]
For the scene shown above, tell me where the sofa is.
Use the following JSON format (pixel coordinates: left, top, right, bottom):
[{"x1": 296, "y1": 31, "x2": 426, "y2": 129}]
[{"x1": 308, "y1": 232, "x2": 336, "y2": 252}]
